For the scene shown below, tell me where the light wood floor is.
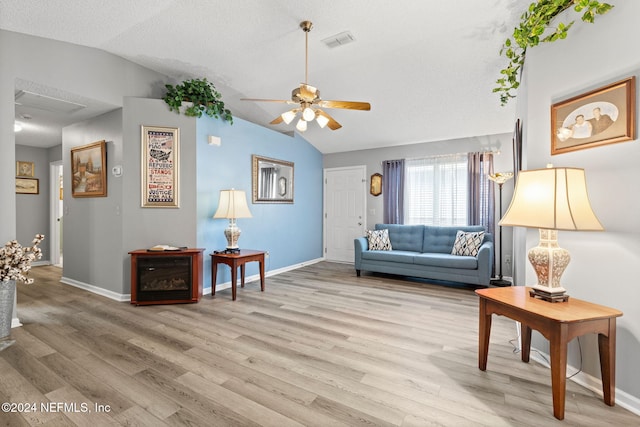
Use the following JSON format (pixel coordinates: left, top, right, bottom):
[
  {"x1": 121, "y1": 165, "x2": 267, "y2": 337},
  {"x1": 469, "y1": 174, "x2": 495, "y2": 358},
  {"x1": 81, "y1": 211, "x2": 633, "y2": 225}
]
[{"x1": 1, "y1": 263, "x2": 638, "y2": 426}]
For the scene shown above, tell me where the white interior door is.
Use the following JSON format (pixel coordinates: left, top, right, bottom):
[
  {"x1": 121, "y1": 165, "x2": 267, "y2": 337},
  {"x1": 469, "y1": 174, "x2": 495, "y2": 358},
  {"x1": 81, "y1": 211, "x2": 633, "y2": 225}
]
[
  {"x1": 324, "y1": 166, "x2": 366, "y2": 263},
  {"x1": 49, "y1": 161, "x2": 63, "y2": 267}
]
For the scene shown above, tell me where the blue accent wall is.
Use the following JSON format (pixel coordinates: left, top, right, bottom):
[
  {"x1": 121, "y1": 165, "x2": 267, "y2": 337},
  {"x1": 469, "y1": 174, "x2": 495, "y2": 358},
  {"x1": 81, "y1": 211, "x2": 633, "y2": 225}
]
[{"x1": 196, "y1": 117, "x2": 323, "y2": 291}]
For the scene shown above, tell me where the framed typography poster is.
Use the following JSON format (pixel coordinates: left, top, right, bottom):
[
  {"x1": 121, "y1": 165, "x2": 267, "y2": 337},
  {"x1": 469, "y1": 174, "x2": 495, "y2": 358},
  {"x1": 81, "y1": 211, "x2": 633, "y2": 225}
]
[{"x1": 141, "y1": 126, "x2": 179, "y2": 208}]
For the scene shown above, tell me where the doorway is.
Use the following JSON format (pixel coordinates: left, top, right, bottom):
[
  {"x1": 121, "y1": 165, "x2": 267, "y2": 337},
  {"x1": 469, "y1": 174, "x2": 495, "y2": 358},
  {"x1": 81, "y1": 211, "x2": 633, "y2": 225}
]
[
  {"x1": 49, "y1": 161, "x2": 63, "y2": 267},
  {"x1": 323, "y1": 166, "x2": 367, "y2": 263}
]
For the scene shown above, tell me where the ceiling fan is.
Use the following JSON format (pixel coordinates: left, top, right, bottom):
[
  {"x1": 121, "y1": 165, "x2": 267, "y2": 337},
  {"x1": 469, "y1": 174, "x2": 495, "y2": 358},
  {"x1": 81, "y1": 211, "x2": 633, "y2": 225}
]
[{"x1": 241, "y1": 21, "x2": 371, "y2": 132}]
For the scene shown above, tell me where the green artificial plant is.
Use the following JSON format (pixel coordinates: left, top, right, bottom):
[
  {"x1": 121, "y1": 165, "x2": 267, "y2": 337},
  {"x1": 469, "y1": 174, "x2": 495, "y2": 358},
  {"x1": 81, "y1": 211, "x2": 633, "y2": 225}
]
[
  {"x1": 495, "y1": 0, "x2": 614, "y2": 106},
  {"x1": 163, "y1": 78, "x2": 233, "y2": 124}
]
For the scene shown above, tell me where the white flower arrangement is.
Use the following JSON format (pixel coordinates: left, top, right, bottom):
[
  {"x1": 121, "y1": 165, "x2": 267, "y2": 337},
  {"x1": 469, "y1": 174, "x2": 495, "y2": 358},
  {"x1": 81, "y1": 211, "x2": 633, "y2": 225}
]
[{"x1": 0, "y1": 234, "x2": 44, "y2": 284}]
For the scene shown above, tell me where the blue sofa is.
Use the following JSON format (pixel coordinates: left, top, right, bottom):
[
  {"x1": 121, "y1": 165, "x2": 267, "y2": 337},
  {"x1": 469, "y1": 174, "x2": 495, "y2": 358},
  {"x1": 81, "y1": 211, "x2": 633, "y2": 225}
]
[{"x1": 354, "y1": 224, "x2": 493, "y2": 286}]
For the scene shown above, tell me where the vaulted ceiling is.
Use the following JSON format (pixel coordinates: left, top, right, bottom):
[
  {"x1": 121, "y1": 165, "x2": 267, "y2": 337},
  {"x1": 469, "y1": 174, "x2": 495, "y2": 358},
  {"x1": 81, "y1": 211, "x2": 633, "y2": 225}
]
[{"x1": 2, "y1": 0, "x2": 530, "y2": 153}]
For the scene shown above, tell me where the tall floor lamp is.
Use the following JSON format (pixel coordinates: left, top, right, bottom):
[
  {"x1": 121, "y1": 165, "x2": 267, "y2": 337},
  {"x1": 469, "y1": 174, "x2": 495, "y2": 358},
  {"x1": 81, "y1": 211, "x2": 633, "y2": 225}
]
[{"x1": 488, "y1": 172, "x2": 514, "y2": 287}]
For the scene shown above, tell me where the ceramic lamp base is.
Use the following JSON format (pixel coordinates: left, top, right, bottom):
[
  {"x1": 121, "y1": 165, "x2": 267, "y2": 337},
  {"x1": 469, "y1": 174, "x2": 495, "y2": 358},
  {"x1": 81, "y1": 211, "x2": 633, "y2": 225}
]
[{"x1": 224, "y1": 219, "x2": 242, "y2": 250}]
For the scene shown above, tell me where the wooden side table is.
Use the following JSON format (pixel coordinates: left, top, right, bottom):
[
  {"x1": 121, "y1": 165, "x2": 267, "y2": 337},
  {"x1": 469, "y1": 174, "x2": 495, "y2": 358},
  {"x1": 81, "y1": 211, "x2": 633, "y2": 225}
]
[
  {"x1": 211, "y1": 249, "x2": 266, "y2": 300},
  {"x1": 476, "y1": 286, "x2": 622, "y2": 420}
]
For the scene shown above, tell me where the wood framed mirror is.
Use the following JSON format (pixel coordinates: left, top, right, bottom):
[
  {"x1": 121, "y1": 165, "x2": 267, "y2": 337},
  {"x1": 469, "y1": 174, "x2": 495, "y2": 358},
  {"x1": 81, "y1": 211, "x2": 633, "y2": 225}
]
[{"x1": 252, "y1": 155, "x2": 294, "y2": 203}]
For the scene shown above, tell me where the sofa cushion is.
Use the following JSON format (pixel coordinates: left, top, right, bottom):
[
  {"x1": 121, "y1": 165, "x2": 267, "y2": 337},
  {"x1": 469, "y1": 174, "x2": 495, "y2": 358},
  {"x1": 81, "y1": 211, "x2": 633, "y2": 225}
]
[
  {"x1": 366, "y1": 229, "x2": 392, "y2": 251},
  {"x1": 451, "y1": 230, "x2": 485, "y2": 256},
  {"x1": 413, "y1": 253, "x2": 478, "y2": 269},
  {"x1": 360, "y1": 250, "x2": 416, "y2": 264},
  {"x1": 423, "y1": 225, "x2": 486, "y2": 253},
  {"x1": 375, "y1": 224, "x2": 424, "y2": 252}
]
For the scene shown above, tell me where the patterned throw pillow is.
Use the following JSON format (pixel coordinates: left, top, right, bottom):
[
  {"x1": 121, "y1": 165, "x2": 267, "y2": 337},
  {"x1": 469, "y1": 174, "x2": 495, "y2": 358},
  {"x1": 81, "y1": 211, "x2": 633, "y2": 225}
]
[
  {"x1": 366, "y1": 229, "x2": 393, "y2": 251},
  {"x1": 451, "y1": 230, "x2": 485, "y2": 256}
]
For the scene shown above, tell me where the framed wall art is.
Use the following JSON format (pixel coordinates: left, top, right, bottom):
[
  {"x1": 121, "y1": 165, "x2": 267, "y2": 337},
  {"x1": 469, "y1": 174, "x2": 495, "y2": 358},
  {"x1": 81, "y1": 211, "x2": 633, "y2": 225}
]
[
  {"x1": 16, "y1": 177, "x2": 39, "y2": 194},
  {"x1": 16, "y1": 161, "x2": 35, "y2": 177},
  {"x1": 141, "y1": 126, "x2": 179, "y2": 208},
  {"x1": 551, "y1": 76, "x2": 636, "y2": 155},
  {"x1": 71, "y1": 140, "x2": 107, "y2": 197}
]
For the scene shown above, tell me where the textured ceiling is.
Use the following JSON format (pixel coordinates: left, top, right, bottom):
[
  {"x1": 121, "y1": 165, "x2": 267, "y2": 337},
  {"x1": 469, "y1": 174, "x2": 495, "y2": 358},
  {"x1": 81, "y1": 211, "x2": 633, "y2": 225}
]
[{"x1": 2, "y1": 0, "x2": 530, "y2": 153}]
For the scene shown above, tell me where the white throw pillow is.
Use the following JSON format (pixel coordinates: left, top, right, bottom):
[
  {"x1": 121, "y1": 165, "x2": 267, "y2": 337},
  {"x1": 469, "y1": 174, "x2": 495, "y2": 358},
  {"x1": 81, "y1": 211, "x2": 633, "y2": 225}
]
[
  {"x1": 366, "y1": 229, "x2": 393, "y2": 251},
  {"x1": 451, "y1": 230, "x2": 485, "y2": 256}
]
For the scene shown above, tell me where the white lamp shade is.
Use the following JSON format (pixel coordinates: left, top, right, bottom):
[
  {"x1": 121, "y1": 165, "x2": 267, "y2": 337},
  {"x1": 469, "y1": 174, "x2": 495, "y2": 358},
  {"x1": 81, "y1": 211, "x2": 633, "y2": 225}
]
[
  {"x1": 488, "y1": 172, "x2": 514, "y2": 185},
  {"x1": 281, "y1": 110, "x2": 296, "y2": 124},
  {"x1": 499, "y1": 167, "x2": 603, "y2": 231},
  {"x1": 302, "y1": 107, "x2": 315, "y2": 121},
  {"x1": 316, "y1": 113, "x2": 330, "y2": 128},
  {"x1": 296, "y1": 118, "x2": 307, "y2": 132},
  {"x1": 213, "y1": 189, "x2": 252, "y2": 219}
]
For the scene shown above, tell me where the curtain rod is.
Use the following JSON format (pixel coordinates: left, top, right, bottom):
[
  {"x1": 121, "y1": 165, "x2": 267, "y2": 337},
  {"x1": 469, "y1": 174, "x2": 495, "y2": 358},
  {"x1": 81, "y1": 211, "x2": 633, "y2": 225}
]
[{"x1": 383, "y1": 150, "x2": 497, "y2": 163}]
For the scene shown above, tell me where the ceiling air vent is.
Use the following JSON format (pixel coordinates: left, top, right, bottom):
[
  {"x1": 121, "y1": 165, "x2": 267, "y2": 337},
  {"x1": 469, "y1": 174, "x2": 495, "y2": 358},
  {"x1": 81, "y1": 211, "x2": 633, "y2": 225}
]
[
  {"x1": 15, "y1": 90, "x2": 86, "y2": 114},
  {"x1": 321, "y1": 31, "x2": 356, "y2": 49}
]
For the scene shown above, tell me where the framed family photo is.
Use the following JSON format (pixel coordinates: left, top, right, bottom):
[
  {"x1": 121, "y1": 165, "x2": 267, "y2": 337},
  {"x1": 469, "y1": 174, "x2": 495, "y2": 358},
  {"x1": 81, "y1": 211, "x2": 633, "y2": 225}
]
[
  {"x1": 71, "y1": 140, "x2": 107, "y2": 197},
  {"x1": 551, "y1": 76, "x2": 636, "y2": 155},
  {"x1": 141, "y1": 125, "x2": 180, "y2": 208}
]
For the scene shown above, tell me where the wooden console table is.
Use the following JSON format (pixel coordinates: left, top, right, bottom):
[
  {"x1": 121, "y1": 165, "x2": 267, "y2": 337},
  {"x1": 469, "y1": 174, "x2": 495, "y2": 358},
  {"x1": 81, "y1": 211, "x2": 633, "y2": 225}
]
[
  {"x1": 211, "y1": 249, "x2": 266, "y2": 300},
  {"x1": 476, "y1": 286, "x2": 622, "y2": 420}
]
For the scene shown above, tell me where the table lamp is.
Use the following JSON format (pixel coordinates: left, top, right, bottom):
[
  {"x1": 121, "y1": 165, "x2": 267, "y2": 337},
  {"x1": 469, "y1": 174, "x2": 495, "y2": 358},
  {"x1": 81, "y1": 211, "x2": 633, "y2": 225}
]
[
  {"x1": 499, "y1": 166, "x2": 603, "y2": 302},
  {"x1": 488, "y1": 171, "x2": 514, "y2": 287},
  {"x1": 213, "y1": 189, "x2": 252, "y2": 253}
]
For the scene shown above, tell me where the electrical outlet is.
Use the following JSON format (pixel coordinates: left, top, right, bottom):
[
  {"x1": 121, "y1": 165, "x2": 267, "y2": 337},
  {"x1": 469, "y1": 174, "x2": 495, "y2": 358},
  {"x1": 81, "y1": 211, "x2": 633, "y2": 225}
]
[
  {"x1": 504, "y1": 254, "x2": 512, "y2": 266},
  {"x1": 265, "y1": 251, "x2": 270, "y2": 258}
]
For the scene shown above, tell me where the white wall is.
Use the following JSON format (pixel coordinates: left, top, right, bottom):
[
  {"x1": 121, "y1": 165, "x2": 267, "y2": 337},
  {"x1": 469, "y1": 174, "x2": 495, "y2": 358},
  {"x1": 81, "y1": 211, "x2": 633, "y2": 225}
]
[{"x1": 521, "y1": 2, "x2": 640, "y2": 409}]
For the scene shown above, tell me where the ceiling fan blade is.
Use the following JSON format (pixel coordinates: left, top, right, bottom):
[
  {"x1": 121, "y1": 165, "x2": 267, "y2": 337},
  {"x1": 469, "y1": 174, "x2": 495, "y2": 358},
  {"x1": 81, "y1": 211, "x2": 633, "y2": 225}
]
[
  {"x1": 317, "y1": 109, "x2": 342, "y2": 130},
  {"x1": 240, "y1": 98, "x2": 297, "y2": 105},
  {"x1": 270, "y1": 115, "x2": 284, "y2": 125},
  {"x1": 316, "y1": 100, "x2": 371, "y2": 111}
]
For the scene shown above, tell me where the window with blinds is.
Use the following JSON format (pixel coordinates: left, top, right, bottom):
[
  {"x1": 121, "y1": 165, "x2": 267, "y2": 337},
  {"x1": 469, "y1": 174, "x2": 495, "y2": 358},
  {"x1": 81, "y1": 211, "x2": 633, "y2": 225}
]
[{"x1": 404, "y1": 154, "x2": 468, "y2": 226}]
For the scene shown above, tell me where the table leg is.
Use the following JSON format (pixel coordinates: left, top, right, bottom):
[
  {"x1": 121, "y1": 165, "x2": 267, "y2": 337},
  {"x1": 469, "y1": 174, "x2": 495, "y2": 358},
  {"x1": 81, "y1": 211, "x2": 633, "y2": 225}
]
[
  {"x1": 549, "y1": 324, "x2": 568, "y2": 420},
  {"x1": 259, "y1": 258, "x2": 265, "y2": 292},
  {"x1": 599, "y1": 318, "x2": 616, "y2": 406},
  {"x1": 231, "y1": 260, "x2": 237, "y2": 301},
  {"x1": 240, "y1": 263, "x2": 245, "y2": 288},
  {"x1": 212, "y1": 261, "x2": 218, "y2": 296},
  {"x1": 478, "y1": 298, "x2": 491, "y2": 371},
  {"x1": 521, "y1": 323, "x2": 532, "y2": 363}
]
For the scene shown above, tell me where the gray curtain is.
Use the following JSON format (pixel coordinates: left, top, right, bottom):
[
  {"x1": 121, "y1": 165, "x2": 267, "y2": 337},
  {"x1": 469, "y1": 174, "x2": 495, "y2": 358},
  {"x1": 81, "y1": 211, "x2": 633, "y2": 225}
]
[
  {"x1": 260, "y1": 167, "x2": 277, "y2": 199},
  {"x1": 467, "y1": 152, "x2": 494, "y2": 236},
  {"x1": 382, "y1": 159, "x2": 405, "y2": 224}
]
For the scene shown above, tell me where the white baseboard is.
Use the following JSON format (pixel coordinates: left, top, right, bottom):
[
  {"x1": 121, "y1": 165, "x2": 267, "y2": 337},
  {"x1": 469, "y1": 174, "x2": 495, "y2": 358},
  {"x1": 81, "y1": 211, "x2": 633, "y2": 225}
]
[
  {"x1": 530, "y1": 350, "x2": 640, "y2": 416},
  {"x1": 60, "y1": 276, "x2": 130, "y2": 302},
  {"x1": 203, "y1": 257, "x2": 325, "y2": 295},
  {"x1": 59, "y1": 257, "x2": 325, "y2": 301}
]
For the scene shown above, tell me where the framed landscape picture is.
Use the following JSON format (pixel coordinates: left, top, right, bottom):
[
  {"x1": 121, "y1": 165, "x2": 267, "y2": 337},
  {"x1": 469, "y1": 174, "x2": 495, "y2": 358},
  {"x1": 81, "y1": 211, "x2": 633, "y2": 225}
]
[
  {"x1": 71, "y1": 140, "x2": 107, "y2": 197},
  {"x1": 141, "y1": 126, "x2": 179, "y2": 208},
  {"x1": 551, "y1": 76, "x2": 636, "y2": 155},
  {"x1": 16, "y1": 177, "x2": 39, "y2": 194}
]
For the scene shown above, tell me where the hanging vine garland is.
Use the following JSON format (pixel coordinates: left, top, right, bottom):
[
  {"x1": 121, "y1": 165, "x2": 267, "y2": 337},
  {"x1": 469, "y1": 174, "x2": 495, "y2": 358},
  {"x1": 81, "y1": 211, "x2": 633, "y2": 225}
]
[{"x1": 494, "y1": 0, "x2": 614, "y2": 106}]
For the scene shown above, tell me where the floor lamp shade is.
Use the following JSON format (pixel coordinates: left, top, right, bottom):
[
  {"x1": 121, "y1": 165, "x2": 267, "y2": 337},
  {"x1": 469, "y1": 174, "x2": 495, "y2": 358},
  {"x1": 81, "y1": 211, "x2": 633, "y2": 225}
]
[
  {"x1": 499, "y1": 167, "x2": 603, "y2": 300},
  {"x1": 213, "y1": 189, "x2": 252, "y2": 250}
]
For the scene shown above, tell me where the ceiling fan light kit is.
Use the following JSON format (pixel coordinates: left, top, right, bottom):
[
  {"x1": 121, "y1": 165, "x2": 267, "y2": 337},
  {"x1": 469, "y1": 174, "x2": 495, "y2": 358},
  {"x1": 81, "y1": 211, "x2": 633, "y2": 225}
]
[{"x1": 242, "y1": 20, "x2": 370, "y2": 132}]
